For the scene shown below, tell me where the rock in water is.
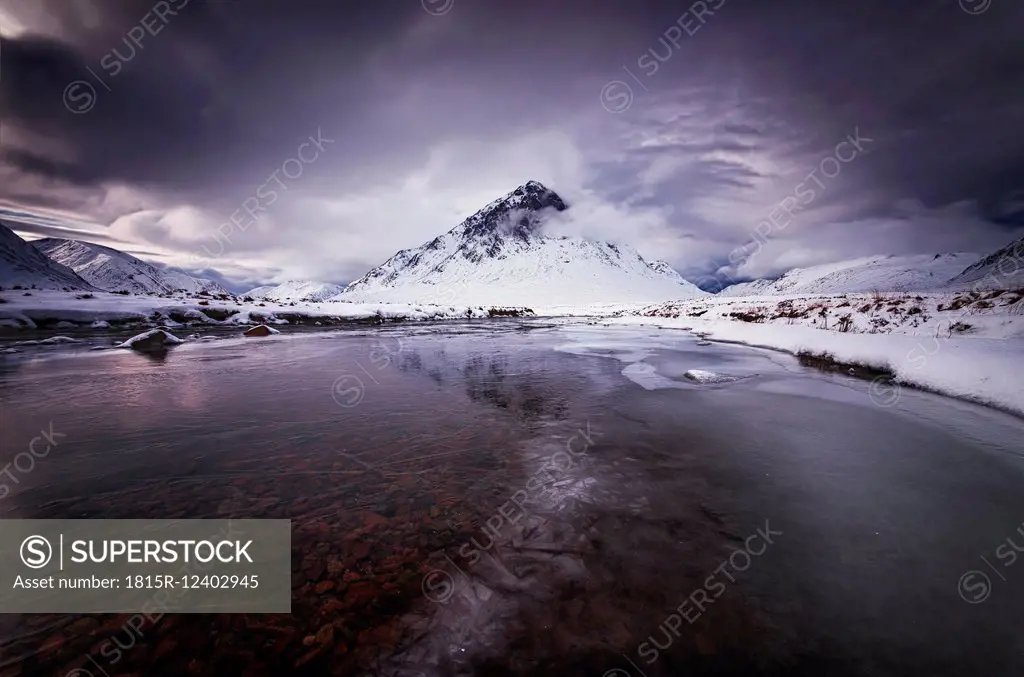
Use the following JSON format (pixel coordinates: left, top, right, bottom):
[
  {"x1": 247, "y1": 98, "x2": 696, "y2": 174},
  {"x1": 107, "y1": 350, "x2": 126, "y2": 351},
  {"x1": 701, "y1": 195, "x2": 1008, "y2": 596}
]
[
  {"x1": 118, "y1": 328, "x2": 185, "y2": 353},
  {"x1": 243, "y1": 324, "x2": 280, "y2": 337},
  {"x1": 684, "y1": 369, "x2": 740, "y2": 384}
]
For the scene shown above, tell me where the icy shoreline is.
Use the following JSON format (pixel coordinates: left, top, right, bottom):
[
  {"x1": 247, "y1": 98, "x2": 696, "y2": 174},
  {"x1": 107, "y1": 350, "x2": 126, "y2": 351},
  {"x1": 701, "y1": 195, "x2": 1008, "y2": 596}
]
[
  {"x1": 0, "y1": 289, "x2": 534, "y2": 332},
  {"x1": 601, "y1": 291, "x2": 1024, "y2": 417},
  {"x1": 3, "y1": 288, "x2": 1021, "y2": 418}
]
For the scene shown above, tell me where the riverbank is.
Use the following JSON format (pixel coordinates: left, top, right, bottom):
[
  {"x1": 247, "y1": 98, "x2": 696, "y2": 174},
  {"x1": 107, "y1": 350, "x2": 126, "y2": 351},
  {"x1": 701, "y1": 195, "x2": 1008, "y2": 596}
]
[
  {"x1": 0, "y1": 289, "x2": 533, "y2": 333},
  {"x1": 603, "y1": 291, "x2": 1024, "y2": 417}
]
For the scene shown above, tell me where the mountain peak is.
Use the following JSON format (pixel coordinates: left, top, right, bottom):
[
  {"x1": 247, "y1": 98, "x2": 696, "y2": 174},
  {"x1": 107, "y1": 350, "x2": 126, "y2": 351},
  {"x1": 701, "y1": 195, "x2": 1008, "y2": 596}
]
[
  {"x1": 495, "y1": 180, "x2": 564, "y2": 209},
  {"x1": 507, "y1": 180, "x2": 564, "y2": 207},
  {"x1": 341, "y1": 181, "x2": 708, "y2": 305},
  {"x1": 517, "y1": 179, "x2": 550, "y2": 192},
  {"x1": 456, "y1": 181, "x2": 568, "y2": 247}
]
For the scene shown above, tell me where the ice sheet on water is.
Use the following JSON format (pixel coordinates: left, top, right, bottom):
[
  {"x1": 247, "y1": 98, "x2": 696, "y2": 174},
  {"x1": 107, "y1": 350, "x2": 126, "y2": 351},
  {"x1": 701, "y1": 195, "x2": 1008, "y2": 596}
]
[
  {"x1": 621, "y1": 362, "x2": 688, "y2": 390},
  {"x1": 554, "y1": 342, "x2": 656, "y2": 364},
  {"x1": 555, "y1": 330, "x2": 753, "y2": 392}
]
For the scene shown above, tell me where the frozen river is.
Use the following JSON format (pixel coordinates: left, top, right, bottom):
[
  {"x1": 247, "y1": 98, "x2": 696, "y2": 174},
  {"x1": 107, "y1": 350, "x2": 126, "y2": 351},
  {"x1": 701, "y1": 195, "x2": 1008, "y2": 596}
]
[{"x1": 1, "y1": 320, "x2": 1022, "y2": 676}]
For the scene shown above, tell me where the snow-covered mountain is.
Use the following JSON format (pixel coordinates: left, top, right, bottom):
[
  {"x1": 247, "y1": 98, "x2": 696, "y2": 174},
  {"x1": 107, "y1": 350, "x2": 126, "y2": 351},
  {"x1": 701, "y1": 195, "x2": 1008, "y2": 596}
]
[
  {"x1": 0, "y1": 222, "x2": 95, "y2": 290},
  {"x1": 244, "y1": 280, "x2": 345, "y2": 302},
  {"x1": 159, "y1": 268, "x2": 231, "y2": 296},
  {"x1": 719, "y1": 253, "x2": 980, "y2": 297},
  {"x1": 338, "y1": 180, "x2": 706, "y2": 306},
  {"x1": 948, "y1": 235, "x2": 1024, "y2": 290},
  {"x1": 33, "y1": 238, "x2": 230, "y2": 295}
]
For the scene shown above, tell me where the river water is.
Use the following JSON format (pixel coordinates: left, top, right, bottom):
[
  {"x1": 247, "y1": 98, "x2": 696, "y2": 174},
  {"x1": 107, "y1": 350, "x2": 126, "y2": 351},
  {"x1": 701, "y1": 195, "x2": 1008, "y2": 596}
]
[{"x1": 0, "y1": 320, "x2": 1022, "y2": 677}]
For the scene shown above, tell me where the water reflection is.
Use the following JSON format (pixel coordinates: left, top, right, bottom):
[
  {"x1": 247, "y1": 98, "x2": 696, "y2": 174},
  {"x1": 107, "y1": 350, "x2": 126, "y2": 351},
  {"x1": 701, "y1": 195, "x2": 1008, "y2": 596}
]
[{"x1": 0, "y1": 322, "x2": 1022, "y2": 677}]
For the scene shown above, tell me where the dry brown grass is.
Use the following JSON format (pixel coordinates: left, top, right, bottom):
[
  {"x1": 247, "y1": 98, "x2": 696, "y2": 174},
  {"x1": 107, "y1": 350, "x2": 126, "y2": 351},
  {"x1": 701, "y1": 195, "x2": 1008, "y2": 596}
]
[{"x1": 729, "y1": 310, "x2": 767, "y2": 323}]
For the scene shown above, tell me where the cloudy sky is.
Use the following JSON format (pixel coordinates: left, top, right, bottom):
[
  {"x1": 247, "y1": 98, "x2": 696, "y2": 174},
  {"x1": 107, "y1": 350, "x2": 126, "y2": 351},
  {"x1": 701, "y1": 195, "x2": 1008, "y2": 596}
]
[{"x1": 1, "y1": 0, "x2": 1022, "y2": 291}]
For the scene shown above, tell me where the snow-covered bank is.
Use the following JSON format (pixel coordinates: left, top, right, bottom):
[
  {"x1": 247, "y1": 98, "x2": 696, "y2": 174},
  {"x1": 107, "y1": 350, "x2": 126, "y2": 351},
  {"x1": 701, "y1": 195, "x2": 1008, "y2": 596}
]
[
  {"x1": 0, "y1": 289, "x2": 533, "y2": 332},
  {"x1": 532, "y1": 301, "x2": 652, "y2": 317},
  {"x1": 605, "y1": 291, "x2": 1024, "y2": 416}
]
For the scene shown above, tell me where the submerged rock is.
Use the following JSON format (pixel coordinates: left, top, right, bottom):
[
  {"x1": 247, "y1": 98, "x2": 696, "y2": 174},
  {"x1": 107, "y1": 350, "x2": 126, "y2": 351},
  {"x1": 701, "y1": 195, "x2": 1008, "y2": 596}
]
[
  {"x1": 244, "y1": 324, "x2": 281, "y2": 337},
  {"x1": 12, "y1": 336, "x2": 78, "y2": 346},
  {"x1": 118, "y1": 328, "x2": 185, "y2": 352},
  {"x1": 684, "y1": 369, "x2": 740, "y2": 384}
]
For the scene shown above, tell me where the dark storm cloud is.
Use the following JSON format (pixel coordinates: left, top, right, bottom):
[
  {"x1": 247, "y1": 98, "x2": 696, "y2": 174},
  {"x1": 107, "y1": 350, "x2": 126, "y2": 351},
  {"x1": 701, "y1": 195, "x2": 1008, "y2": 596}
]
[
  {"x1": 0, "y1": 0, "x2": 1021, "y2": 287},
  {"x1": 1, "y1": 1, "x2": 408, "y2": 199},
  {"x1": 728, "y1": 0, "x2": 1024, "y2": 205},
  {"x1": 1, "y1": 0, "x2": 655, "y2": 200}
]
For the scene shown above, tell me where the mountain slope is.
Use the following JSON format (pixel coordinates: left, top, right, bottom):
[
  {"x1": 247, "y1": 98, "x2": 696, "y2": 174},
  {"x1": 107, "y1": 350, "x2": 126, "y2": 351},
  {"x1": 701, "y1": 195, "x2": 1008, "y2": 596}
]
[
  {"x1": 0, "y1": 222, "x2": 95, "y2": 290},
  {"x1": 33, "y1": 238, "x2": 229, "y2": 295},
  {"x1": 244, "y1": 280, "x2": 345, "y2": 302},
  {"x1": 339, "y1": 181, "x2": 706, "y2": 306},
  {"x1": 244, "y1": 285, "x2": 277, "y2": 299},
  {"x1": 948, "y1": 235, "x2": 1024, "y2": 289},
  {"x1": 719, "y1": 253, "x2": 980, "y2": 297},
  {"x1": 646, "y1": 259, "x2": 687, "y2": 283}
]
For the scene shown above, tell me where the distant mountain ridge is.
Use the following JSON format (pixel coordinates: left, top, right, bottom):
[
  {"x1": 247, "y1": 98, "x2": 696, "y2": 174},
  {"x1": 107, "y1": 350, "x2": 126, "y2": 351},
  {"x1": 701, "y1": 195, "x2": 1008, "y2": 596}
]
[
  {"x1": 245, "y1": 280, "x2": 345, "y2": 302},
  {"x1": 340, "y1": 180, "x2": 706, "y2": 306},
  {"x1": 719, "y1": 253, "x2": 980, "y2": 296},
  {"x1": 0, "y1": 222, "x2": 96, "y2": 290},
  {"x1": 33, "y1": 238, "x2": 230, "y2": 295},
  {"x1": 948, "y1": 235, "x2": 1024, "y2": 290}
]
